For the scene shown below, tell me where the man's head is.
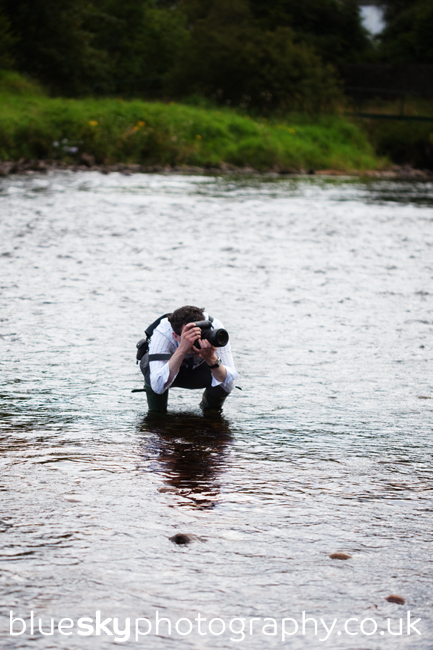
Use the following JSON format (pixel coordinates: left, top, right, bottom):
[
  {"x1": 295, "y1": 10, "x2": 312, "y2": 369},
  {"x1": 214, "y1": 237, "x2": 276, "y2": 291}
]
[{"x1": 168, "y1": 305, "x2": 205, "y2": 336}]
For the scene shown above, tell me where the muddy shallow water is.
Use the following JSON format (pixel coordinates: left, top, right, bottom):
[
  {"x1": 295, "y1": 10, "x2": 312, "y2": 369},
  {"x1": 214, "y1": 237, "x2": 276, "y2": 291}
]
[{"x1": 0, "y1": 172, "x2": 432, "y2": 649}]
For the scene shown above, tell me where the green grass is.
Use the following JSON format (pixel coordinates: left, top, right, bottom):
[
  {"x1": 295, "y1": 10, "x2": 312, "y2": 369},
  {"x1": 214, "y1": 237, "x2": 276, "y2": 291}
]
[{"x1": 0, "y1": 70, "x2": 384, "y2": 171}]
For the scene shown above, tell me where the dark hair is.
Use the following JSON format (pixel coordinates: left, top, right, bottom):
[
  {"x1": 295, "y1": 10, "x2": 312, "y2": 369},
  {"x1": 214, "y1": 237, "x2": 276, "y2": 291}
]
[{"x1": 168, "y1": 305, "x2": 205, "y2": 335}]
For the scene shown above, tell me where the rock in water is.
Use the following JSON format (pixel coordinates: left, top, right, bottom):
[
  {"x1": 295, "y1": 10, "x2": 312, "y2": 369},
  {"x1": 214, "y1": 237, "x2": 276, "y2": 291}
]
[
  {"x1": 170, "y1": 533, "x2": 192, "y2": 545},
  {"x1": 329, "y1": 552, "x2": 352, "y2": 560},
  {"x1": 386, "y1": 595, "x2": 405, "y2": 605}
]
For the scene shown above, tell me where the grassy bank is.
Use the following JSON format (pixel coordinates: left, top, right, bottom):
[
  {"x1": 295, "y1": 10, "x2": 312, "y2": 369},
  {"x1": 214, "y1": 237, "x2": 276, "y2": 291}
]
[{"x1": 0, "y1": 71, "x2": 384, "y2": 172}]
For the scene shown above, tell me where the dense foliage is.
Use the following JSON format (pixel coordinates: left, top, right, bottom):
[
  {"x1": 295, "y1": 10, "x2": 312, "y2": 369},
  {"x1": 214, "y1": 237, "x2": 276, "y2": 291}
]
[
  {"x1": 0, "y1": 0, "x2": 364, "y2": 109},
  {"x1": 167, "y1": 0, "x2": 341, "y2": 112},
  {"x1": 247, "y1": 0, "x2": 369, "y2": 66},
  {"x1": 378, "y1": 0, "x2": 433, "y2": 64},
  {"x1": 0, "y1": 0, "x2": 432, "y2": 108},
  {"x1": 1, "y1": 0, "x2": 110, "y2": 94},
  {"x1": 0, "y1": 3, "x2": 15, "y2": 70}
]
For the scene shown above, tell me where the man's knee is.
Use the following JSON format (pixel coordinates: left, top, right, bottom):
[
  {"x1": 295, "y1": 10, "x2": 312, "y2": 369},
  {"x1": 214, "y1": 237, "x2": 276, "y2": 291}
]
[{"x1": 200, "y1": 385, "x2": 229, "y2": 410}]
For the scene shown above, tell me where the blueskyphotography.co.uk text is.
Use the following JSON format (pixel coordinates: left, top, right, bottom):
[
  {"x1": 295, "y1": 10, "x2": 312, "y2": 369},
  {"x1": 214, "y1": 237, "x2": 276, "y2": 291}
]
[{"x1": 8, "y1": 610, "x2": 422, "y2": 643}]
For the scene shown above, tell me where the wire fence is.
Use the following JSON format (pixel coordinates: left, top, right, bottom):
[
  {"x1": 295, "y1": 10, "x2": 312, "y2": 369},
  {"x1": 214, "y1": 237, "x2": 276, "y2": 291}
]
[{"x1": 343, "y1": 87, "x2": 433, "y2": 122}]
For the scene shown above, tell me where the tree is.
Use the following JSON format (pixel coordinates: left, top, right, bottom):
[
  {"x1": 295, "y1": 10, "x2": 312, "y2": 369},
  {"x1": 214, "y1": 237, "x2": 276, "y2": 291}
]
[
  {"x1": 2, "y1": 0, "x2": 188, "y2": 95},
  {"x1": 379, "y1": 0, "x2": 433, "y2": 64},
  {"x1": 2, "y1": 0, "x2": 110, "y2": 94},
  {"x1": 0, "y1": 3, "x2": 16, "y2": 69},
  {"x1": 169, "y1": 0, "x2": 340, "y2": 111},
  {"x1": 92, "y1": 0, "x2": 188, "y2": 94},
  {"x1": 247, "y1": 0, "x2": 370, "y2": 67}
]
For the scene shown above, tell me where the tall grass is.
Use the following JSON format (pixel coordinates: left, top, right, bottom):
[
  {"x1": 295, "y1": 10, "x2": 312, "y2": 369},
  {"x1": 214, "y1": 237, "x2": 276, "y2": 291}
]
[{"x1": 0, "y1": 70, "x2": 384, "y2": 171}]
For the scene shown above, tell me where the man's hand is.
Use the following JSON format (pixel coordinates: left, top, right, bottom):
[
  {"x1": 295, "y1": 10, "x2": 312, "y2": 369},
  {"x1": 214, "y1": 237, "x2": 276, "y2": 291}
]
[
  {"x1": 178, "y1": 322, "x2": 202, "y2": 355},
  {"x1": 197, "y1": 338, "x2": 227, "y2": 383},
  {"x1": 196, "y1": 338, "x2": 218, "y2": 366}
]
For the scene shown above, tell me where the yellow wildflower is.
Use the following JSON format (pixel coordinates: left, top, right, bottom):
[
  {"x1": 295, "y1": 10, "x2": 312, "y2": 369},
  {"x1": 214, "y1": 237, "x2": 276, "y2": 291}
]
[
  {"x1": 196, "y1": 134, "x2": 202, "y2": 140},
  {"x1": 89, "y1": 120, "x2": 98, "y2": 127},
  {"x1": 137, "y1": 121, "x2": 145, "y2": 127}
]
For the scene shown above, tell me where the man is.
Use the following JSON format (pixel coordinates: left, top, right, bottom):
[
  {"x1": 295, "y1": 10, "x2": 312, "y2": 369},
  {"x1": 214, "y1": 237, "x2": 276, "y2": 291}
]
[{"x1": 141, "y1": 306, "x2": 237, "y2": 412}]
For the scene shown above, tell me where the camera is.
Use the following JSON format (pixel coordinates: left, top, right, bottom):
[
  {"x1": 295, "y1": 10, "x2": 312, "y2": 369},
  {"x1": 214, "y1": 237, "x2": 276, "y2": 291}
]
[{"x1": 193, "y1": 320, "x2": 229, "y2": 348}]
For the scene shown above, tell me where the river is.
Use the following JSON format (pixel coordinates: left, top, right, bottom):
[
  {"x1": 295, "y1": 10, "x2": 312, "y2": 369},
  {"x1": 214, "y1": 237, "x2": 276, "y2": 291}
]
[{"x1": 0, "y1": 171, "x2": 432, "y2": 649}]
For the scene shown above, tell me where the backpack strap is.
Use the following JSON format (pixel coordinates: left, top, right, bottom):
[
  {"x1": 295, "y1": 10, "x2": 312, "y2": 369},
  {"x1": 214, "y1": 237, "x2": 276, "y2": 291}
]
[
  {"x1": 136, "y1": 313, "x2": 171, "y2": 364},
  {"x1": 145, "y1": 313, "x2": 171, "y2": 339},
  {"x1": 148, "y1": 353, "x2": 172, "y2": 362}
]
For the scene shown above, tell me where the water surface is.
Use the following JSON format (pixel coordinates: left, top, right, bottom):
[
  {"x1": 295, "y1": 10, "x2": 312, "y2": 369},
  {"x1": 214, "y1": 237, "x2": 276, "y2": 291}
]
[{"x1": 0, "y1": 172, "x2": 432, "y2": 648}]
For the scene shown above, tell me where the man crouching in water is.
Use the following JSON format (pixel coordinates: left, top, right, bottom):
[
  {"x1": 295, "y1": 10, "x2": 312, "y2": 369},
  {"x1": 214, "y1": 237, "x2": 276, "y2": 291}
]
[{"x1": 141, "y1": 305, "x2": 238, "y2": 412}]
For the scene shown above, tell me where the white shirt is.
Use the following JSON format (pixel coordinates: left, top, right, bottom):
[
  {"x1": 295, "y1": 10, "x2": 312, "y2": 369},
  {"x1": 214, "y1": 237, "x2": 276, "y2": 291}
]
[{"x1": 148, "y1": 315, "x2": 238, "y2": 395}]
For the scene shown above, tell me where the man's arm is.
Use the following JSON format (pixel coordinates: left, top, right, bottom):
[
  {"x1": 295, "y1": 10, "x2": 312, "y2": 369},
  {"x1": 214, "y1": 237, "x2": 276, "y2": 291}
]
[
  {"x1": 199, "y1": 316, "x2": 238, "y2": 392},
  {"x1": 147, "y1": 323, "x2": 177, "y2": 394},
  {"x1": 197, "y1": 339, "x2": 227, "y2": 383}
]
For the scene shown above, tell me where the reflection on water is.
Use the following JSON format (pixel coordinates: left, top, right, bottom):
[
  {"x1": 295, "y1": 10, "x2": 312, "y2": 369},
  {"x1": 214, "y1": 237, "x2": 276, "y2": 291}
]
[
  {"x1": 138, "y1": 412, "x2": 233, "y2": 510},
  {"x1": 1, "y1": 172, "x2": 433, "y2": 648}
]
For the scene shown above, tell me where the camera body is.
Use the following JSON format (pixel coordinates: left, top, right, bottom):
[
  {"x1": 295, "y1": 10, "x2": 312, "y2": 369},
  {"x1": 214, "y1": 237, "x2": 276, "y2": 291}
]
[{"x1": 193, "y1": 320, "x2": 229, "y2": 348}]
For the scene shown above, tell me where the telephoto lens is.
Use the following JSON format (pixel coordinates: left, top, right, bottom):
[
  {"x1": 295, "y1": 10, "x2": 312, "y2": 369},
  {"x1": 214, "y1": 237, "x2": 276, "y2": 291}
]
[
  {"x1": 207, "y1": 328, "x2": 229, "y2": 347},
  {"x1": 194, "y1": 321, "x2": 229, "y2": 347}
]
